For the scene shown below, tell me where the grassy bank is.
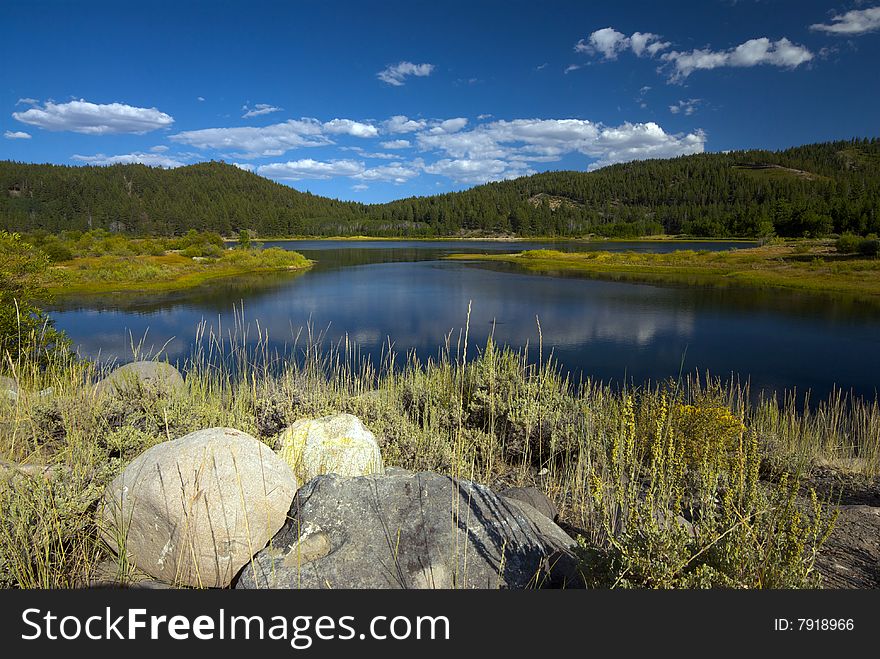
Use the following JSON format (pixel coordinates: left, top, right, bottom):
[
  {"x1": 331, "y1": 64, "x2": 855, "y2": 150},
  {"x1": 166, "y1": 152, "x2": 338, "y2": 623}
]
[
  {"x1": 19, "y1": 230, "x2": 313, "y2": 296},
  {"x1": 1, "y1": 320, "x2": 878, "y2": 588},
  {"x1": 447, "y1": 240, "x2": 880, "y2": 302},
  {"x1": 43, "y1": 249, "x2": 312, "y2": 296}
]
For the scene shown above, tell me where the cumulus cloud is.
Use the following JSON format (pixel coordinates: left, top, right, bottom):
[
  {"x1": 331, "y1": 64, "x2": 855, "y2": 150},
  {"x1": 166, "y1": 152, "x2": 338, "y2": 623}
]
[
  {"x1": 586, "y1": 122, "x2": 706, "y2": 170},
  {"x1": 381, "y1": 139, "x2": 412, "y2": 149},
  {"x1": 416, "y1": 117, "x2": 706, "y2": 177},
  {"x1": 169, "y1": 114, "x2": 705, "y2": 186},
  {"x1": 15, "y1": 98, "x2": 39, "y2": 106},
  {"x1": 340, "y1": 146, "x2": 401, "y2": 159},
  {"x1": 661, "y1": 37, "x2": 813, "y2": 80},
  {"x1": 428, "y1": 118, "x2": 468, "y2": 134},
  {"x1": 170, "y1": 119, "x2": 330, "y2": 158},
  {"x1": 257, "y1": 159, "x2": 365, "y2": 180},
  {"x1": 576, "y1": 27, "x2": 812, "y2": 82},
  {"x1": 13, "y1": 99, "x2": 174, "y2": 134},
  {"x1": 810, "y1": 6, "x2": 880, "y2": 35},
  {"x1": 242, "y1": 103, "x2": 283, "y2": 119},
  {"x1": 424, "y1": 158, "x2": 534, "y2": 184},
  {"x1": 669, "y1": 99, "x2": 701, "y2": 115},
  {"x1": 257, "y1": 157, "x2": 421, "y2": 184},
  {"x1": 382, "y1": 115, "x2": 427, "y2": 133},
  {"x1": 71, "y1": 152, "x2": 186, "y2": 168},
  {"x1": 377, "y1": 61, "x2": 435, "y2": 86},
  {"x1": 576, "y1": 28, "x2": 669, "y2": 59},
  {"x1": 4, "y1": 130, "x2": 31, "y2": 139},
  {"x1": 355, "y1": 161, "x2": 422, "y2": 184},
  {"x1": 322, "y1": 118, "x2": 379, "y2": 138}
]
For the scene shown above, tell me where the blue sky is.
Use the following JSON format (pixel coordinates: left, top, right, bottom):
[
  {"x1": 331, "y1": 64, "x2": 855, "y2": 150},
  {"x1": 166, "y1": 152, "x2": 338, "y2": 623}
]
[{"x1": 2, "y1": 0, "x2": 878, "y2": 203}]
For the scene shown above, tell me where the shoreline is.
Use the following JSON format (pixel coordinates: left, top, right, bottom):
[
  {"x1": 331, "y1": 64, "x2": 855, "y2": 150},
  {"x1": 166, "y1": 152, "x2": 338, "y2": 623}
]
[
  {"x1": 44, "y1": 254, "x2": 314, "y2": 297},
  {"x1": 446, "y1": 243, "x2": 880, "y2": 303},
  {"x1": 227, "y1": 234, "x2": 759, "y2": 244}
]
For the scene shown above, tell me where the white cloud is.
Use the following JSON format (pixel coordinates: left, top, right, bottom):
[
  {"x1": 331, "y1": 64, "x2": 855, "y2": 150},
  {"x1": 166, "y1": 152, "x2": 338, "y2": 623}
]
[
  {"x1": 361, "y1": 152, "x2": 401, "y2": 160},
  {"x1": 576, "y1": 27, "x2": 627, "y2": 58},
  {"x1": 15, "y1": 98, "x2": 39, "y2": 106},
  {"x1": 242, "y1": 103, "x2": 283, "y2": 119},
  {"x1": 256, "y1": 157, "x2": 421, "y2": 184},
  {"x1": 425, "y1": 158, "x2": 534, "y2": 184},
  {"x1": 340, "y1": 146, "x2": 401, "y2": 159},
  {"x1": 416, "y1": 117, "x2": 705, "y2": 176},
  {"x1": 352, "y1": 184, "x2": 369, "y2": 191},
  {"x1": 377, "y1": 61, "x2": 435, "y2": 86},
  {"x1": 577, "y1": 27, "x2": 811, "y2": 81},
  {"x1": 810, "y1": 6, "x2": 880, "y2": 35},
  {"x1": 586, "y1": 123, "x2": 706, "y2": 170},
  {"x1": 13, "y1": 99, "x2": 174, "y2": 134},
  {"x1": 197, "y1": 96, "x2": 205, "y2": 102},
  {"x1": 381, "y1": 139, "x2": 412, "y2": 149},
  {"x1": 631, "y1": 32, "x2": 670, "y2": 57},
  {"x1": 322, "y1": 118, "x2": 378, "y2": 138},
  {"x1": 428, "y1": 118, "x2": 468, "y2": 134},
  {"x1": 576, "y1": 28, "x2": 669, "y2": 59},
  {"x1": 564, "y1": 64, "x2": 582, "y2": 74},
  {"x1": 170, "y1": 119, "x2": 329, "y2": 158},
  {"x1": 382, "y1": 115, "x2": 427, "y2": 133},
  {"x1": 257, "y1": 159, "x2": 365, "y2": 180},
  {"x1": 662, "y1": 37, "x2": 813, "y2": 80},
  {"x1": 669, "y1": 99, "x2": 701, "y2": 115},
  {"x1": 4, "y1": 130, "x2": 31, "y2": 139},
  {"x1": 232, "y1": 162, "x2": 255, "y2": 172},
  {"x1": 149, "y1": 144, "x2": 169, "y2": 152},
  {"x1": 354, "y1": 161, "x2": 422, "y2": 184},
  {"x1": 71, "y1": 152, "x2": 186, "y2": 168}
]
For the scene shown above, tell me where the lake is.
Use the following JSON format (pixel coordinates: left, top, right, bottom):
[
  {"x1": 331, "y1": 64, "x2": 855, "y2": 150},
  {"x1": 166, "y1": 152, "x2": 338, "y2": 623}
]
[{"x1": 48, "y1": 240, "x2": 880, "y2": 402}]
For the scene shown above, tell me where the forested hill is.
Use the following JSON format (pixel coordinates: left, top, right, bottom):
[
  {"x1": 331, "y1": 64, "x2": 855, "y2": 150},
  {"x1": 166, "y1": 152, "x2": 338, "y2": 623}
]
[{"x1": 1, "y1": 138, "x2": 878, "y2": 238}]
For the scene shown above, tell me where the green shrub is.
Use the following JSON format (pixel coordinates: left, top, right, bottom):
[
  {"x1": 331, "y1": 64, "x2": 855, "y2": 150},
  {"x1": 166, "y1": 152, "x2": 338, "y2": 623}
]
[{"x1": 858, "y1": 236, "x2": 879, "y2": 257}]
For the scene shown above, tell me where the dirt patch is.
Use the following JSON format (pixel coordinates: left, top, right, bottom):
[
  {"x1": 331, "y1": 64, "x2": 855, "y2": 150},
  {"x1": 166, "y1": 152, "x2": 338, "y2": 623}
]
[{"x1": 802, "y1": 468, "x2": 880, "y2": 589}]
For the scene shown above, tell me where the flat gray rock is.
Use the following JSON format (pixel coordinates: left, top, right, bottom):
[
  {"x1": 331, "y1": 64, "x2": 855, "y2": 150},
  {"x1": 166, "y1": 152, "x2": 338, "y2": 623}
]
[{"x1": 236, "y1": 471, "x2": 583, "y2": 589}]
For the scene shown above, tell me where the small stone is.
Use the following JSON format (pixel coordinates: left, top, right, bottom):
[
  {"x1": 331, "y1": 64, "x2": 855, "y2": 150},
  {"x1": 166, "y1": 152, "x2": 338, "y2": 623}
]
[{"x1": 274, "y1": 413, "x2": 383, "y2": 482}]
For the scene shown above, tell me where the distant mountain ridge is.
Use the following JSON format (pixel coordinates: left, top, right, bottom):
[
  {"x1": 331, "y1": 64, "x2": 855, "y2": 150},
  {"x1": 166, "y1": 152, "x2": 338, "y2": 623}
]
[{"x1": 1, "y1": 138, "x2": 878, "y2": 238}]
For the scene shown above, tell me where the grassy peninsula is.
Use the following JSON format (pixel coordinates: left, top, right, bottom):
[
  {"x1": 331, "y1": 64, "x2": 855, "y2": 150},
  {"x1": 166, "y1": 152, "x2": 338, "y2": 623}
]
[
  {"x1": 21, "y1": 230, "x2": 313, "y2": 297},
  {"x1": 448, "y1": 238, "x2": 880, "y2": 302}
]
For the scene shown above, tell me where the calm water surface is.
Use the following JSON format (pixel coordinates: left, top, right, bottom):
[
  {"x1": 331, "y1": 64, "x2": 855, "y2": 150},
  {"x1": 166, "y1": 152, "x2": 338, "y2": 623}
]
[{"x1": 48, "y1": 240, "x2": 880, "y2": 401}]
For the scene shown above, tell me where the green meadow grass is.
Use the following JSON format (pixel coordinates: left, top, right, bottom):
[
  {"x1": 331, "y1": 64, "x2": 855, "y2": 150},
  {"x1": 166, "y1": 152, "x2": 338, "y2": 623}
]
[
  {"x1": 43, "y1": 248, "x2": 312, "y2": 296},
  {"x1": 1, "y1": 314, "x2": 876, "y2": 588},
  {"x1": 447, "y1": 242, "x2": 880, "y2": 302}
]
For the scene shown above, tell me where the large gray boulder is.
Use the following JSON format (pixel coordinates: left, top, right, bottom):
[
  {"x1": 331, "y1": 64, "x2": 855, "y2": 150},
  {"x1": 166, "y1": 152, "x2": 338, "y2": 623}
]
[
  {"x1": 100, "y1": 427, "x2": 297, "y2": 588},
  {"x1": 236, "y1": 471, "x2": 583, "y2": 589},
  {"x1": 500, "y1": 486, "x2": 559, "y2": 522},
  {"x1": 274, "y1": 413, "x2": 383, "y2": 482},
  {"x1": 95, "y1": 361, "x2": 185, "y2": 397}
]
